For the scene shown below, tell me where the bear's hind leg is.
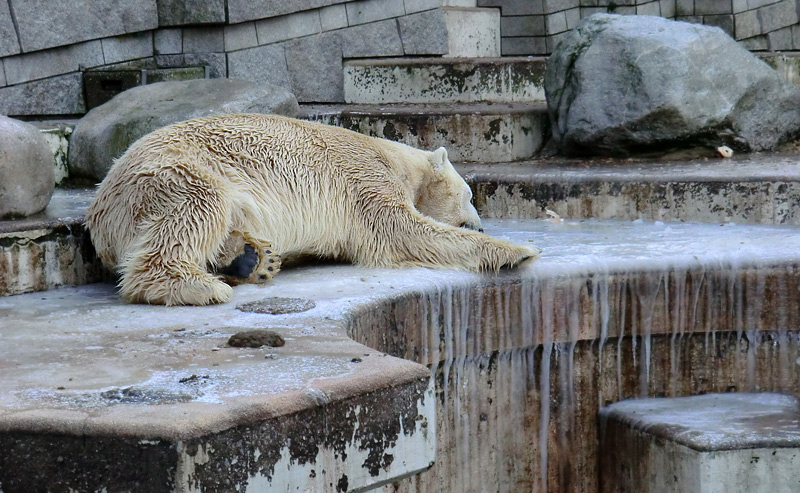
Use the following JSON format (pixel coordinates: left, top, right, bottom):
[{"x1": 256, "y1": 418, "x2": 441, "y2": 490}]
[
  {"x1": 121, "y1": 185, "x2": 235, "y2": 305},
  {"x1": 216, "y1": 231, "x2": 282, "y2": 285}
]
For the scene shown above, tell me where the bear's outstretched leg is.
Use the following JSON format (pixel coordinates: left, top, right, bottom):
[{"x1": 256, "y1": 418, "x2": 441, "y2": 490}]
[
  {"x1": 215, "y1": 231, "x2": 282, "y2": 285},
  {"x1": 120, "y1": 183, "x2": 235, "y2": 306},
  {"x1": 361, "y1": 206, "x2": 539, "y2": 272}
]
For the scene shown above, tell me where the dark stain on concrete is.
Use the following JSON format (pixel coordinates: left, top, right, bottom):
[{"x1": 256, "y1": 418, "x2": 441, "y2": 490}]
[
  {"x1": 0, "y1": 434, "x2": 177, "y2": 493},
  {"x1": 183, "y1": 377, "x2": 430, "y2": 490}
]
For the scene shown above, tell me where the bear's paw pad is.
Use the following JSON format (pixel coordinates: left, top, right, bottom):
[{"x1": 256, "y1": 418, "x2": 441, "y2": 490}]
[{"x1": 249, "y1": 245, "x2": 282, "y2": 284}]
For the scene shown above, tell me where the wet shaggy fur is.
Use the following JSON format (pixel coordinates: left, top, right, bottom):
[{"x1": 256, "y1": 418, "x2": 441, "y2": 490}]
[{"x1": 86, "y1": 114, "x2": 539, "y2": 305}]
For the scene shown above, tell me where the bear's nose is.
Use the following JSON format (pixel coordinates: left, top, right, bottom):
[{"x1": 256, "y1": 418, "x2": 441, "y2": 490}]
[{"x1": 459, "y1": 221, "x2": 483, "y2": 233}]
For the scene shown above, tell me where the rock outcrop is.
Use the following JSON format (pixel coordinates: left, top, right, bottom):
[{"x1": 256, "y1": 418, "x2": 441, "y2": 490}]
[{"x1": 545, "y1": 14, "x2": 800, "y2": 156}]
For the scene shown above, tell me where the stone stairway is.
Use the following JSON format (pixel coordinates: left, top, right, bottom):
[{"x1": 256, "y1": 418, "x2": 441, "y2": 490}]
[{"x1": 303, "y1": 56, "x2": 549, "y2": 163}]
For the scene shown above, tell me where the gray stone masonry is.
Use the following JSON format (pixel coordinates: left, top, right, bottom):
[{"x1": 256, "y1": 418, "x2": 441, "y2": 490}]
[
  {"x1": 157, "y1": 0, "x2": 226, "y2": 26},
  {"x1": 0, "y1": 1, "x2": 19, "y2": 57},
  {"x1": 1, "y1": 0, "x2": 799, "y2": 114},
  {"x1": 0, "y1": 0, "x2": 498, "y2": 113},
  {"x1": 486, "y1": 0, "x2": 800, "y2": 54},
  {"x1": 12, "y1": 0, "x2": 158, "y2": 53}
]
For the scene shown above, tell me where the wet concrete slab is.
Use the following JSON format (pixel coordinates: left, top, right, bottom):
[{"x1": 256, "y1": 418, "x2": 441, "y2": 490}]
[{"x1": 600, "y1": 393, "x2": 800, "y2": 493}]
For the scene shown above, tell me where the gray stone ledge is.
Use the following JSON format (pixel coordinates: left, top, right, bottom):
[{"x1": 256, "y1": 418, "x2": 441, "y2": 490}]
[
  {"x1": 101, "y1": 33, "x2": 154, "y2": 66},
  {"x1": 154, "y1": 28, "x2": 182, "y2": 55},
  {"x1": 227, "y1": 0, "x2": 353, "y2": 24},
  {"x1": 157, "y1": 0, "x2": 226, "y2": 26},
  {"x1": 182, "y1": 26, "x2": 225, "y2": 53},
  {"x1": 254, "y1": 9, "x2": 322, "y2": 45},
  {"x1": 224, "y1": 22, "x2": 259, "y2": 52},
  {"x1": 0, "y1": 72, "x2": 85, "y2": 116},
  {"x1": 3, "y1": 40, "x2": 104, "y2": 86},
  {"x1": 0, "y1": 1, "x2": 19, "y2": 57},
  {"x1": 13, "y1": 0, "x2": 158, "y2": 53},
  {"x1": 341, "y1": 19, "x2": 404, "y2": 58},
  {"x1": 345, "y1": 0, "x2": 406, "y2": 25}
]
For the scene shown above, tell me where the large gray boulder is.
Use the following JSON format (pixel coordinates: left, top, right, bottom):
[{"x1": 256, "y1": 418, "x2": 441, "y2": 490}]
[
  {"x1": 69, "y1": 78, "x2": 300, "y2": 181},
  {"x1": 0, "y1": 116, "x2": 54, "y2": 218},
  {"x1": 545, "y1": 14, "x2": 800, "y2": 156}
]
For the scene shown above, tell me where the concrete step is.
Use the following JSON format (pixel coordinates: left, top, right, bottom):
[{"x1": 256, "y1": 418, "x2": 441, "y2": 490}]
[
  {"x1": 0, "y1": 188, "x2": 106, "y2": 297},
  {"x1": 439, "y1": 7, "x2": 500, "y2": 58},
  {"x1": 300, "y1": 102, "x2": 548, "y2": 162},
  {"x1": 600, "y1": 394, "x2": 800, "y2": 493},
  {"x1": 343, "y1": 56, "x2": 546, "y2": 104},
  {"x1": 459, "y1": 151, "x2": 800, "y2": 225}
]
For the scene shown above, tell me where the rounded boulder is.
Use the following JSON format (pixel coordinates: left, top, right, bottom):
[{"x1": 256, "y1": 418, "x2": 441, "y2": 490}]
[
  {"x1": 68, "y1": 78, "x2": 300, "y2": 181},
  {"x1": 0, "y1": 115, "x2": 54, "y2": 218},
  {"x1": 545, "y1": 14, "x2": 800, "y2": 156}
]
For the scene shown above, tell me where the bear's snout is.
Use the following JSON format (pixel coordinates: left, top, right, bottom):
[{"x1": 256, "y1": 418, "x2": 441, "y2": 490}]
[{"x1": 459, "y1": 221, "x2": 483, "y2": 233}]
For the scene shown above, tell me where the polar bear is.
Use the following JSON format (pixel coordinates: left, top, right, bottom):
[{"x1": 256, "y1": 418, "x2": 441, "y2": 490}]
[{"x1": 86, "y1": 114, "x2": 539, "y2": 305}]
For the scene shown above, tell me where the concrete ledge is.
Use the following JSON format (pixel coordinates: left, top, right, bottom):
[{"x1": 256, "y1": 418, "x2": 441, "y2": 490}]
[
  {"x1": 0, "y1": 189, "x2": 106, "y2": 297},
  {"x1": 302, "y1": 102, "x2": 547, "y2": 162},
  {"x1": 600, "y1": 393, "x2": 800, "y2": 493},
  {"x1": 343, "y1": 57, "x2": 546, "y2": 104},
  {"x1": 460, "y1": 152, "x2": 800, "y2": 224},
  {"x1": 3, "y1": 210, "x2": 800, "y2": 490}
]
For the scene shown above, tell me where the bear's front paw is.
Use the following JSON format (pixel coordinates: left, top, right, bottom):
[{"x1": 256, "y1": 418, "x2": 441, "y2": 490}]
[{"x1": 249, "y1": 244, "x2": 282, "y2": 284}]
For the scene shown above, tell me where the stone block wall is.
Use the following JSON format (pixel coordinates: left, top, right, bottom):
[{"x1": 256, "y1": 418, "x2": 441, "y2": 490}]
[
  {"x1": 0, "y1": 0, "x2": 474, "y2": 116},
  {"x1": 481, "y1": 0, "x2": 800, "y2": 55}
]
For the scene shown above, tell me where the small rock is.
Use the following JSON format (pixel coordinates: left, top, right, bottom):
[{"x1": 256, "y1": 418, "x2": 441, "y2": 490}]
[
  {"x1": 716, "y1": 146, "x2": 734, "y2": 158},
  {"x1": 228, "y1": 329, "x2": 285, "y2": 348}
]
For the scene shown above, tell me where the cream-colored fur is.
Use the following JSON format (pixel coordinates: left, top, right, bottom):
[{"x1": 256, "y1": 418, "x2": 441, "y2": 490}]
[{"x1": 86, "y1": 114, "x2": 539, "y2": 305}]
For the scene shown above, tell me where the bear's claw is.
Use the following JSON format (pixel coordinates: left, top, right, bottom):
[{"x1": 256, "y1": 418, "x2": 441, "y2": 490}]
[{"x1": 248, "y1": 244, "x2": 282, "y2": 284}]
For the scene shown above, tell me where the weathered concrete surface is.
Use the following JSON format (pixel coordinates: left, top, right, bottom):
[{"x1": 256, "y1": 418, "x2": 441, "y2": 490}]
[
  {"x1": 600, "y1": 394, "x2": 800, "y2": 493},
  {"x1": 3, "y1": 216, "x2": 800, "y2": 491},
  {"x1": 68, "y1": 79, "x2": 300, "y2": 181},
  {"x1": 0, "y1": 116, "x2": 54, "y2": 218},
  {"x1": 545, "y1": 14, "x2": 800, "y2": 155},
  {"x1": 441, "y1": 7, "x2": 500, "y2": 58},
  {"x1": 344, "y1": 57, "x2": 546, "y2": 104},
  {"x1": 303, "y1": 102, "x2": 547, "y2": 163},
  {"x1": 0, "y1": 278, "x2": 436, "y2": 492},
  {"x1": 461, "y1": 152, "x2": 800, "y2": 225}
]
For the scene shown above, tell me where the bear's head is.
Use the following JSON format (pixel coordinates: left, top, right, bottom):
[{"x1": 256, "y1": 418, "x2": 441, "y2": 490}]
[{"x1": 416, "y1": 147, "x2": 483, "y2": 232}]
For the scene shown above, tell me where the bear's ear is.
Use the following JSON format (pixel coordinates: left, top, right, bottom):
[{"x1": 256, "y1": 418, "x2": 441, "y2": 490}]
[{"x1": 430, "y1": 147, "x2": 449, "y2": 170}]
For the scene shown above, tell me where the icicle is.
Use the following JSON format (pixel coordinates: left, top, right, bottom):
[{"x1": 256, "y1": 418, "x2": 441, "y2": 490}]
[{"x1": 538, "y1": 280, "x2": 555, "y2": 493}]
